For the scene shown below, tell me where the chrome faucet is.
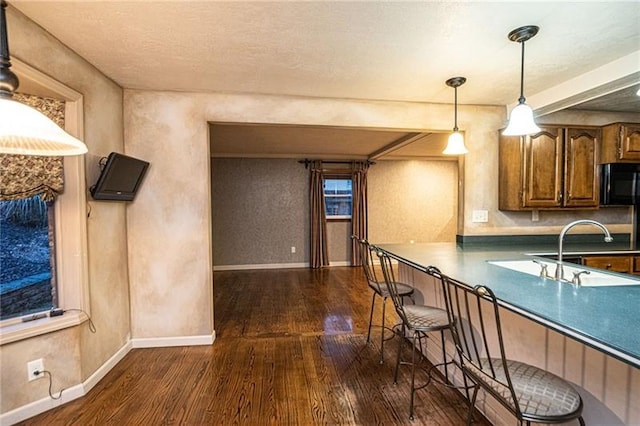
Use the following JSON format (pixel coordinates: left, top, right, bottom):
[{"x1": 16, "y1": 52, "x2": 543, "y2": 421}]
[{"x1": 556, "y1": 220, "x2": 613, "y2": 281}]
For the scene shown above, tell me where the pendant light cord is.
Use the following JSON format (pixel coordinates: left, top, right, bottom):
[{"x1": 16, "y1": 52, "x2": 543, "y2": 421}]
[
  {"x1": 0, "y1": 0, "x2": 18, "y2": 98},
  {"x1": 518, "y1": 40, "x2": 526, "y2": 105},
  {"x1": 453, "y1": 86, "x2": 459, "y2": 132}
]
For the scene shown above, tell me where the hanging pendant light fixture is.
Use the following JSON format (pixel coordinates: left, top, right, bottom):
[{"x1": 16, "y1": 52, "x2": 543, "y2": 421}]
[
  {"x1": 503, "y1": 25, "x2": 541, "y2": 136},
  {"x1": 443, "y1": 76, "x2": 468, "y2": 155},
  {"x1": 0, "y1": 0, "x2": 87, "y2": 155}
]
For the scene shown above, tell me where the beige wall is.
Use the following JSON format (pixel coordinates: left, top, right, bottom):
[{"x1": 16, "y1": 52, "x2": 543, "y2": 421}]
[
  {"x1": 368, "y1": 160, "x2": 458, "y2": 244},
  {"x1": 2, "y1": 6, "x2": 127, "y2": 414}
]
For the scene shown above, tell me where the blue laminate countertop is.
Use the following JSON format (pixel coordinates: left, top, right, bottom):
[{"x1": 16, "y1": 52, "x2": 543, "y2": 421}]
[{"x1": 376, "y1": 242, "x2": 640, "y2": 368}]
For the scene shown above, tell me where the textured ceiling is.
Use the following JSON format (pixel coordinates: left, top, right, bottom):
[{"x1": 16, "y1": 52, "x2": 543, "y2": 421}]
[
  {"x1": 11, "y1": 1, "x2": 640, "y2": 106},
  {"x1": 11, "y1": 1, "x2": 640, "y2": 159}
]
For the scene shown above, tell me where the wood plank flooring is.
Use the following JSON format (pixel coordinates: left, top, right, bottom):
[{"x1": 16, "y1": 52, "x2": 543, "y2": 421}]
[{"x1": 19, "y1": 267, "x2": 489, "y2": 425}]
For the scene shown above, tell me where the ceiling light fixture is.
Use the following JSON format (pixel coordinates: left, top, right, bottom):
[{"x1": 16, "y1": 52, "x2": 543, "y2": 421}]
[
  {"x1": 503, "y1": 25, "x2": 541, "y2": 136},
  {"x1": 443, "y1": 76, "x2": 468, "y2": 155},
  {"x1": 0, "y1": 0, "x2": 87, "y2": 155}
]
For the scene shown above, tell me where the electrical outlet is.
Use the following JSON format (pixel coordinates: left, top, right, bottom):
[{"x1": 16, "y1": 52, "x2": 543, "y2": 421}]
[
  {"x1": 27, "y1": 358, "x2": 44, "y2": 381},
  {"x1": 291, "y1": 246, "x2": 296, "y2": 253},
  {"x1": 472, "y1": 210, "x2": 489, "y2": 223}
]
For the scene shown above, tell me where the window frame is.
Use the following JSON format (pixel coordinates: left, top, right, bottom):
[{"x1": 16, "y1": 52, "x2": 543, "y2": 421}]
[
  {"x1": 0, "y1": 59, "x2": 90, "y2": 345},
  {"x1": 323, "y1": 173, "x2": 353, "y2": 221}
]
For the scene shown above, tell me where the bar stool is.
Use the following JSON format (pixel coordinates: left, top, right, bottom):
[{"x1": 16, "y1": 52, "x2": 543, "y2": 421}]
[
  {"x1": 351, "y1": 236, "x2": 414, "y2": 364},
  {"x1": 441, "y1": 275, "x2": 585, "y2": 426},
  {"x1": 376, "y1": 248, "x2": 453, "y2": 420}
]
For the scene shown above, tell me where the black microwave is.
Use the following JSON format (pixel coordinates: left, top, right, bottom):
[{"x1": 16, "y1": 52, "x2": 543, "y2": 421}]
[{"x1": 600, "y1": 163, "x2": 640, "y2": 205}]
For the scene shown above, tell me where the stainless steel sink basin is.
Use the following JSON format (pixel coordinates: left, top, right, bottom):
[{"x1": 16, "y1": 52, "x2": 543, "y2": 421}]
[{"x1": 488, "y1": 259, "x2": 640, "y2": 287}]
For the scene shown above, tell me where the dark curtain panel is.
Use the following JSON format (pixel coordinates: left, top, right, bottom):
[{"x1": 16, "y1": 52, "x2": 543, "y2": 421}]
[
  {"x1": 350, "y1": 161, "x2": 369, "y2": 266},
  {"x1": 310, "y1": 160, "x2": 329, "y2": 268}
]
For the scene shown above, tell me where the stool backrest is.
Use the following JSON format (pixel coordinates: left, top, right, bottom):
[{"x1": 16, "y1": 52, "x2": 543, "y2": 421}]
[
  {"x1": 351, "y1": 236, "x2": 382, "y2": 291},
  {"x1": 441, "y1": 275, "x2": 522, "y2": 417},
  {"x1": 376, "y1": 248, "x2": 410, "y2": 326}
]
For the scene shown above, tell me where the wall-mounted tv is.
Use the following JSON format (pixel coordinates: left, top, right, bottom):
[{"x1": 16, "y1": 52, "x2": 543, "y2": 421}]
[{"x1": 90, "y1": 152, "x2": 149, "y2": 201}]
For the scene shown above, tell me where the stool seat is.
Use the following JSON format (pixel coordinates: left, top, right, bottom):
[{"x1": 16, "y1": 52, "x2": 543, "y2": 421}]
[
  {"x1": 472, "y1": 359, "x2": 582, "y2": 420},
  {"x1": 370, "y1": 281, "x2": 413, "y2": 299},
  {"x1": 402, "y1": 304, "x2": 449, "y2": 331}
]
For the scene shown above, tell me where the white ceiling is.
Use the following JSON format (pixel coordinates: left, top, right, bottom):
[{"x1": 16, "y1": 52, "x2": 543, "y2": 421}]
[{"x1": 10, "y1": 1, "x2": 640, "y2": 159}]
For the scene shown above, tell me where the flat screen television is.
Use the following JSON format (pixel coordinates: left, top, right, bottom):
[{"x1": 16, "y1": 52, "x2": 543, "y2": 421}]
[{"x1": 90, "y1": 152, "x2": 149, "y2": 201}]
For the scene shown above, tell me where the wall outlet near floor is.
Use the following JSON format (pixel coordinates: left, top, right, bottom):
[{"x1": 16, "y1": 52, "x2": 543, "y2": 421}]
[
  {"x1": 291, "y1": 246, "x2": 296, "y2": 254},
  {"x1": 27, "y1": 358, "x2": 44, "y2": 381},
  {"x1": 472, "y1": 210, "x2": 489, "y2": 223}
]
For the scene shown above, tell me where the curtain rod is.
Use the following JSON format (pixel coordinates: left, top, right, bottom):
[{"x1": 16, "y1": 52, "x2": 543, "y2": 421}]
[{"x1": 298, "y1": 159, "x2": 375, "y2": 169}]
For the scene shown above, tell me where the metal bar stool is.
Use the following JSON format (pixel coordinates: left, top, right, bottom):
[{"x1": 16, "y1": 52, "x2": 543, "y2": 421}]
[
  {"x1": 376, "y1": 248, "x2": 453, "y2": 420},
  {"x1": 351, "y1": 236, "x2": 414, "y2": 364},
  {"x1": 441, "y1": 275, "x2": 585, "y2": 426}
]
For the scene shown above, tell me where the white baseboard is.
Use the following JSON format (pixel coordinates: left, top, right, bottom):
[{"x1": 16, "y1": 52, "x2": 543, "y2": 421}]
[
  {"x1": 0, "y1": 333, "x2": 215, "y2": 425},
  {"x1": 131, "y1": 332, "x2": 215, "y2": 348},
  {"x1": 0, "y1": 382, "x2": 84, "y2": 425},
  {"x1": 83, "y1": 340, "x2": 133, "y2": 393},
  {"x1": 214, "y1": 262, "x2": 309, "y2": 271},
  {"x1": 214, "y1": 262, "x2": 356, "y2": 271}
]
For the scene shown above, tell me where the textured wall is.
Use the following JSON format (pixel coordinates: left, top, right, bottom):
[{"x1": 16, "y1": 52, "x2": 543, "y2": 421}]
[
  {"x1": 327, "y1": 221, "x2": 351, "y2": 264},
  {"x1": 2, "y1": 6, "x2": 127, "y2": 413},
  {"x1": 211, "y1": 158, "x2": 309, "y2": 266},
  {"x1": 368, "y1": 160, "x2": 458, "y2": 244}
]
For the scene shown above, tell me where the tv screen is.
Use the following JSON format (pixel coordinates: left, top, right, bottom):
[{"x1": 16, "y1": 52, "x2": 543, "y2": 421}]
[{"x1": 90, "y1": 152, "x2": 149, "y2": 201}]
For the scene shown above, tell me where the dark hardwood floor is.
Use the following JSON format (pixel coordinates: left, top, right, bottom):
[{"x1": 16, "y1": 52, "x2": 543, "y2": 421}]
[{"x1": 20, "y1": 267, "x2": 488, "y2": 425}]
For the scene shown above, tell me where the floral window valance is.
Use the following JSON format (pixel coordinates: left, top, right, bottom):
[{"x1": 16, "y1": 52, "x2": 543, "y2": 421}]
[{"x1": 0, "y1": 93, "x2": 65, "y2": 202}]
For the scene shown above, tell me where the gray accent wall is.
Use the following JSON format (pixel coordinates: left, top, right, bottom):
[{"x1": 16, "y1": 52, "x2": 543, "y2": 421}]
[{"x1": 211, "y1": 158, "x2": 310, "y2": 266}]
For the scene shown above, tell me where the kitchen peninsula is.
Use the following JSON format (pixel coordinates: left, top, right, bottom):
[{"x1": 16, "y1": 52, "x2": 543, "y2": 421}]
[{"x1": 377, "y1": 241, "x2": 640, "y2": 426}]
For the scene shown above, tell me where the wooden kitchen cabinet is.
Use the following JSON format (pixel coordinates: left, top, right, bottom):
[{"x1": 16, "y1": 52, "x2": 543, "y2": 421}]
[
  {"x1": 583, "y1": 255, "x2": 632, "y2": 274},
  {"x1": 499, "y1": 126, "x2": 600, "y2": 210},
  {"x1": 601, "y1": 123, "x2": 640, "y2": 163}
]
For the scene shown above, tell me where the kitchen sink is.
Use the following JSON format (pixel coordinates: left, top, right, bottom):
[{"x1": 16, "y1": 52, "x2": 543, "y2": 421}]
[{"x1": 488, "y1": 259, "x2": 640, "y2": 287}]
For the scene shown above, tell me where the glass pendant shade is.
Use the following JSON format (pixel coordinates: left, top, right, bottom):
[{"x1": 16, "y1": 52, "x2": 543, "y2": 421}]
[
  {"x1": 0, "y1": 0, "x2": 87, "y2": 156},
  {"x1": 0, "y1": 97, "x2": 87, "y2": 155},
  {"x1": 502, "y1": 102, "x2": 540, "y2": 136},
  {"x1": 443, "y1": 131, "x2": 468, "y2": 155},
  {"x1": 503, "y1": 25, "x2": 540, "y2": 137}
]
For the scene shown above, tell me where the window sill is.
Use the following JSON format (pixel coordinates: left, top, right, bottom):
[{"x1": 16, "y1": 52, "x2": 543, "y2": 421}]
[{"x1": 0, "y1": 311, "x2": 88, "y2": 346}]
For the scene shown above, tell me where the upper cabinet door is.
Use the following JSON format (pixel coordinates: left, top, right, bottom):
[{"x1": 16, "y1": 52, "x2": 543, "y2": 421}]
[
  {"x1": 522, "y1": 127, "x2": 563, "y2": 208},
  {"x1": 619, "y1": 124, "x2": 640, "y2": 161},
  {"x1": 601, "y1": 123, "x2": 640, "y2": 163},
  {"x1": 564, "y1": 127, "x2": 599, "y2": 207}
]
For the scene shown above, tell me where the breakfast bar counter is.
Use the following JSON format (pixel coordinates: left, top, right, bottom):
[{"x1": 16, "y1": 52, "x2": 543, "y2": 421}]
[
  {"x1": 376, "y1": 242, "x2": 640, "y2": 425},
  {"x1": 376, "y1": 242, "x2": 640, "y2": 368}
]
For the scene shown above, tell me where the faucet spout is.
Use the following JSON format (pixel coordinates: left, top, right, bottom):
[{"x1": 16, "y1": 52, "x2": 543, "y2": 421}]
[{"x1": 556, "y1": 220, "x2": 613, "y2": 281}]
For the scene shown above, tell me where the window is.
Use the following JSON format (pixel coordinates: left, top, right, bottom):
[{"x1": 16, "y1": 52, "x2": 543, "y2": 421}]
[
  {"x1": 1, "y1": 60, "x2": 89, "y2": 345},
  {"x1": 324, "y1": 178, "x2": 352, "y2": 219},
  {"x1": 0, "y1": 195, "x2": 56, "y2": 320}
]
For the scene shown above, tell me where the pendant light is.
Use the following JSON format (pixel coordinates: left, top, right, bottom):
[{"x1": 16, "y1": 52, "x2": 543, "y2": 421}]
[
  {"x1": 503, "y1": 25, "x2": 541, "y2": 136},
  {"x1": 442, "y1": 76, "x2": 468, "y2": 155},
  {"x1": 0, "y1": 0, "x2": 87, "y2": 155}
]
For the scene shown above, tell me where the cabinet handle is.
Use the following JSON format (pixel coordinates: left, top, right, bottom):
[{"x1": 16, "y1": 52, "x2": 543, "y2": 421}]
[{"x1": 606, "y1": 264, "x2": 612, "y2": 269}]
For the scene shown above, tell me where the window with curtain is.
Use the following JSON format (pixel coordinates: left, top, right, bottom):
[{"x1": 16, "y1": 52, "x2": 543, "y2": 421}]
[
  {"x1": 323, "y1": 178, "x2": 352, "y2": 219},
  {"x1": 0, "y1": 93, "x2": 64, "y2": 320}
]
